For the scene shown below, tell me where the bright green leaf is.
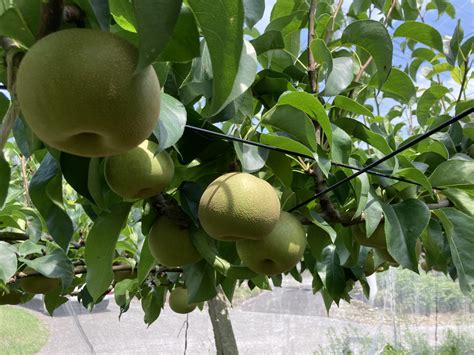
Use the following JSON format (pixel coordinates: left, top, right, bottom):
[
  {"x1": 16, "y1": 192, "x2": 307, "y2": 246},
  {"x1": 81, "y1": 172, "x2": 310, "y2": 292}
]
[
  {"x1": 323, "y1": 57, "x2": 354, "y2": 96},
  {"x1": 153, "y1": 93, "x2": 187, "y2": 151}
]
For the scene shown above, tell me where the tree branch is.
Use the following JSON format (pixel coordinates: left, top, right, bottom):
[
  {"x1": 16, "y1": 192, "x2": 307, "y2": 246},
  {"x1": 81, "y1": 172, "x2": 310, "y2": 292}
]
[
  {"x1": 426, "y1": 199, "x2": 451, "y2": 209},
  {"x1": 38, "y1": 0, "x2": 64, "y2": 39},
  {"x1": 307, "y1": 0, "x2": 318, "y2": 93}
]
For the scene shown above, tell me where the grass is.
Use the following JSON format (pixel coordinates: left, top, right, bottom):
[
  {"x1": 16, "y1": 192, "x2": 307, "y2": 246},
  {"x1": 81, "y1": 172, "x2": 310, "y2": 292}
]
[{"x1": 0, "y1": 305, "x2": 49, "y2": 354}]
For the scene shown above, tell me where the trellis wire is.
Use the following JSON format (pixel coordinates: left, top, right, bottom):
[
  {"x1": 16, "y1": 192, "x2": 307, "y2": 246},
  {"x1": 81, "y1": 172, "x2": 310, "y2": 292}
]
[{"x1": 288, "y1": 107, "x2": 474, "y2": 212}]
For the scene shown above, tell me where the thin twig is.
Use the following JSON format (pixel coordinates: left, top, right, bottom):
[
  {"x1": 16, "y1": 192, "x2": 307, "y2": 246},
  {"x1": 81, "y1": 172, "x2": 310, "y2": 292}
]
[
  {"x1": 457, "y1": 59, "x2": 470, "y2": 103},
  {"x1": 20, "y1": 155, "x2": 32, "y2": 206}
]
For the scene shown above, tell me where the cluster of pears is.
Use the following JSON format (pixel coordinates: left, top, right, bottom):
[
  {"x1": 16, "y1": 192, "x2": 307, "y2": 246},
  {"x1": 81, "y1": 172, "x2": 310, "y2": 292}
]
[
  {"x1": 16, "y1": 29, "x2": 175, "y2": 200},
  {"x1": 17, "y1": 28, "x2": 160, "y2": 158},
  {"x1": 198, "y1": 172, "x2": 307, "y2": 276}
]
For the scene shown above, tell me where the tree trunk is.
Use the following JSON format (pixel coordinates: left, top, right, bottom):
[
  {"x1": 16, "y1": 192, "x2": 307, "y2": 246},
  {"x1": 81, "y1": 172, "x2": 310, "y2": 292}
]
[{"x1": 207, "y1": 287, "x2": 238, "y2": 355}]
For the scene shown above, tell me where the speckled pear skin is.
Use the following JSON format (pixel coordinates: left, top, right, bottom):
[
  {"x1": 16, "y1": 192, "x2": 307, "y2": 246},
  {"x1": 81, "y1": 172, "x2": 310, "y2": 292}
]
[
  {"x1": 198, "y1": 172, "x2": 281, "y2": 241},
  {"x1": 236, "y1": 212, "x2": 306, "y2": 276},
  {"x1": 104, "y1": 140, "x2": 174, "y2": 200},
  {"x1": 16, "y1": 28, "x2": 160, "y2": 157},
  {"x1": 148, "y1": 215, "x2": 202, "y2": 267}
]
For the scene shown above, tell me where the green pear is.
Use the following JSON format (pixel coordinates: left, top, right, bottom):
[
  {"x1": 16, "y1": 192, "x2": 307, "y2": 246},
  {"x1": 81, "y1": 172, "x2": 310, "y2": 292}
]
[
  {"x1": 16, "y1": 28, "x2": 160, "y2": 157},
  {"x1": 148, "y1": 216, "x2": 202, "y2": 267},
  {"x1": 236, "y1": 212, "x2": 306, "y2": 276},
  {"x1": 374, "y1": 248, "x2": 399, "y2": 267},
  {"x1": 352, "y1": 222, "x2": 387, "y2": 249},
  {"x1": 0, "y1": 288, "x2": 24, "y2": 305},
  {"x1": 198, "y1": 172, "x2": 281, "y2": 241},
  {"x1": 19, "y1": 269, "x2": 61, "y2": 294},
  {"x1": 105, "y1": 140, "x2": 174, "y2": 199},
  {"x1": 169, "y1": 286, "x2": 196, "y2": 314}
]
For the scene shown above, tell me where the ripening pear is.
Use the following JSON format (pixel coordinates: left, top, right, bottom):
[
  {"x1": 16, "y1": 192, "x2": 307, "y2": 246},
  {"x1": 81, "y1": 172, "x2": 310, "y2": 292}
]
[
  {"x1": 351, "y1": 223, "x2": 387, "y2": 249},
  {"x1": 148, "y1": 216, "x2": 201, "y2": 267},
  {"x1": 198, "y1": 172, "x2": 281, "y2": 241},
  {"x1": 168, "y1": 286, "x2": 196, "y2": 314},
  {"x1": 236, "y1": 212, "x2": 306, "y2": 276},
  {"x1": 104, "y1": 140, "x2": 174, "y2": 199},
  {"x1": 16, "y1": 28, "x2": 160, "y2": 157}
]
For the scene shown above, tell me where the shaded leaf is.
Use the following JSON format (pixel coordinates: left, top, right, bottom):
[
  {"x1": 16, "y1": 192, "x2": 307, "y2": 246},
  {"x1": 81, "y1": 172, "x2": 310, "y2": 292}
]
[
  {"x1": 341, "y1": 20, "x2": 392, "y2": 87},
  {"x1": 369, "y1": 68, "x2": 416, "y2": 104},
  {"x1": 189, "y1": 0, "x2": 244, "y2": 115},
  {"x1": 29, "y1": 154, "x2": 73, "y2": 250},
  {"x1": 134, "y1": 0, "x2": 182, "y2": 71},
  {"x1": 137, "y1": 235, "x2": 155, "y2": 284},
  {"x1": 251, "y1": 30, "x2": 285, "y2": 55},
  {"x1": 310, "y1": 39, "x2": 332, "y2": 79},
  {"x1": 183, "y1": 258, "x2": 217, "y2": 303},
  {"x1": 25, "y1": 248, "x2": 74, "y2": 290},
  {"x1": 435, "y1": 208, "x2": 474, "y2": 294},
  {"x1": 243, "y1": 0, "x2": 265, "y2": 29},
  {"x1": 393, "y1": 21, "x2": 443, "y2": 52},
  {"x1": 0, "y1": 156, "x2": 10, "y2": 208},
  {"x1": 85, "y1": 203, "x2": 132, "y2": 300},
  {"x1": 90, "y1": 0, "x2": 110, "y2": 31}
]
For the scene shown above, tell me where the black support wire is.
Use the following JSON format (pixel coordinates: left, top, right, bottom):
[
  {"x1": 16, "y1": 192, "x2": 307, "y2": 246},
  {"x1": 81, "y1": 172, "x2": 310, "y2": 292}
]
[
  {"x1": 185, "y1": 125, "x2": 430, "y2": 187},
  {"x1": 288, "y1": 107, "x2": 474, "y2": 212}
]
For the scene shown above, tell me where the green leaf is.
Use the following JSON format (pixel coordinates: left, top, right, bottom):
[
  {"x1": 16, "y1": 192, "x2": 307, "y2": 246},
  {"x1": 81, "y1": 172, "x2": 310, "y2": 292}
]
[
  {"x1": 85, "y1": 203, "x2": 132, "y2": 301},
  {"x1": 382, "y1": 199, "x2": 430, "y2": 271},
  {"x1": 364, "y1": 189, "x2": 383, "y2": 238},
  {"x1": 205, "y1": 40, "x2": 257, "y2": 117},
  {"x1": 25, "y1": 248, "x2": 74, "y2": 290},
  {"x1": 334, "y1": 96, "x2": 374, "y2": 119},
  {"x1": 250, "y1": 30, "x2": 285, "y2": 55},
  {"x1": 0, "y1": 7, "x2": 35, "y2": 47},
  {"x1": 441, "y1": 188, "x2": 474, "y2": 218},
  {"x1": 353, "y1": 173, "x2": 369, "y2": 220},
  {"x1": 183, "y1": 259, "x2": 217, "y2": 303},
  {"x1": 393, "y1": 21, "x2": 444, "y2": 52},
  {"x1": 134, "y1": 0, "x2": 182, "y2": 71},
  {"x1": 266, "y1": 151, "x2": 293, "y2": 187},
  {"x1": 141, "y1": 285, "x2": 165, "y2": 326},
  {"x1": 29, "y1": 154, "x2": 74, "y2": 250},
  {"x1": 90, "y1": 0, "x2": 111, "y2": 31},
  {"x1": 276, "y1": 91, "x2": 332, "y2": 146},
  {"x1": 429, "y1": 160, "x2": 474, "y2": 189},
  {"x1": 0, "y1": 156, "x2": 10, "y2": 208},
  {"x1": 335, "y1": 118, "x2": 392, "y2": 154},
  {"x1": 153, "y1": 93, "x2": 186, "y2": 151},
  {"x1": 137, "y1": 235, "x2": 155, "y2": 285},
  {"x1": 158, "y1": 7, "x2": 200, "y2": 62},
  {"x1": 260, "y1": 134, "x2": 315, "y2": 159},
  {"x1": 435, "y1": 208, "x2": 474, "y2": 294},
  {"x1": 233, "y1": 141, "x2": 268, "y2": 173},
  {"x1": 330, "y1": 123, "x2": 352, "y2": 164},
  {"x1": 263, "y1": 105, "x2": 317, "y2": 151},
  {"x1": 44, "y1": 289, "x2": 68, "y2": 316},
  {"x1": 416, "y1": 85, "x2": 450, "y2": 125},
  {"x1": 110, "y1": 0, "x2": 137, "y2": 32},
  {"x1": 59, "y1": 153, "x2": 93, "y2": 201},
  {"x1": 395, "y1": 168, "x2": 432, "y2": 194},
  {"x1": 369, "y1": 68, "x2": 416, "y2": 104},
  {"x1": 310, "y1": 39, "x2": 333, "y2": 79},
  {"x1": 188, "y1": 0, "x2": 244, "y2": 115},
  {"x1": 316, "y1": 245, "x2": 345, "y2": 302},
  {"x1": 243, "y1": 0, "x2": 265, "y2": 29},
  {"x1": 0, "y1": 242, "x2": 17, "y2": 282},
  {"x1": 323, "y1": 57, "x2": 354, "y2": 96},
  {"x1": 341, "y1": 20, "x2": 392, "y2": 87}
]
